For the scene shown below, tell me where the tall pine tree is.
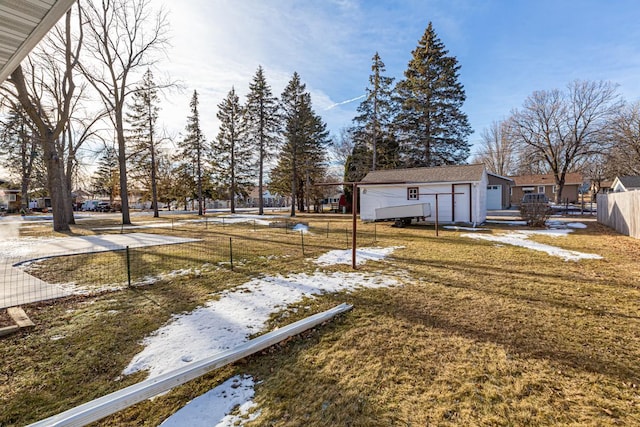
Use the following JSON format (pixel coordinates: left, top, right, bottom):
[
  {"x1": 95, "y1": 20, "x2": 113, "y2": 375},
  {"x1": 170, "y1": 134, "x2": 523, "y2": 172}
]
[
  {"x1": 244, "y1": 66, "x2": 281, "y2": 215},
  {"x1": 178, "y1": 90, "x2": 207, "y2": 215},
  {"x1": 394, "y1": 22, "x2": 472, "y2": 167},
  {"x1": 91, "y1": 145, "x2": 120, "y2": 204},
  {"x1": 126, "y1": 69, "x2": 161, "y2": 217},
  {"x1": 271, "y1": 73, "x2": 329, "y2": 216},
  {"x1": 213, "y1": 87, "x2": 253, "y2": 214},
  {"x1": 352, "y1": 52, "x2": 398, "y2": 173}
]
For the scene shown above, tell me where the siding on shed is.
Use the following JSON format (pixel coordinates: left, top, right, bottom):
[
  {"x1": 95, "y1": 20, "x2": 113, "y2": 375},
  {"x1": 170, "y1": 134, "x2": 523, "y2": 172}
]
[{"x1": 360, "y1": 171, "x2": 488, "y2": 224}]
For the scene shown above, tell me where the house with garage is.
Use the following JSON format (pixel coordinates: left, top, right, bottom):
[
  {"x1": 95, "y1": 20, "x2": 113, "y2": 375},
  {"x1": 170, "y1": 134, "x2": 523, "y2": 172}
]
[
  {"x1": 510, "y1": 173, "x2": 583, "y2": 205},
  {"x1": 359, "y1": 164, "x2": 489, "y2": 225},
  {"x1": 611, "y1": 175, "x2": 640, "y2": 192}
]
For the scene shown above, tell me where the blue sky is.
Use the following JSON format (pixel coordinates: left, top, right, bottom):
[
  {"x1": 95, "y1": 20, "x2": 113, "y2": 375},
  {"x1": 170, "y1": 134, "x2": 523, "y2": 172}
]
[{"x1": 153, "y1": 0, "x2": 640, "y2": 158}]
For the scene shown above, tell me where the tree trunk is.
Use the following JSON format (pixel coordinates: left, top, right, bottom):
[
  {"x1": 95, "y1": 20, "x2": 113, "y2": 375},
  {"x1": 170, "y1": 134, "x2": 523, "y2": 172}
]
[
  {"x1": 258, "y1": 149, "x2": 264, "y2": 215},
  {"x1": 150, "y1": 127, "x2": 159, "y2": 218},
  {"x1": 42, "y1": 131, "x2": 70, "y2": 232},
  {"x1": 116, "y1": 113, "x2": 131, "y2": 224}
]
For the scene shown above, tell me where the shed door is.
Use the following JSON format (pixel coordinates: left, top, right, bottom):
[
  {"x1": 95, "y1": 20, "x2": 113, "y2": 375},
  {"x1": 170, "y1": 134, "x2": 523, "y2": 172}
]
[
  {"x1": 453, "y1": 184, "x2": 471, "y2": 223},
  {"x1": 486, "y1": 185, "x2": 502, "y2": 210}
]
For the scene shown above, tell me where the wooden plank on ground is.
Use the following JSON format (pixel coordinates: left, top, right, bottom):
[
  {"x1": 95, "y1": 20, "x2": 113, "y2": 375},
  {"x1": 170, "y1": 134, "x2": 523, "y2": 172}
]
[
  {"x1": 7, "y1": 307, "x2": 35, "y2": 328},
  {"x1": 0, "y1": 325, "x2": 20, "y2": 337}
]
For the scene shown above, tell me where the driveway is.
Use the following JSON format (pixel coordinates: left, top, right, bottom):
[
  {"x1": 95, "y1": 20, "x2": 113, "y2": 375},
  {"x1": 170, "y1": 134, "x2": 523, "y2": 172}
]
[{"x1": 0, "y1": 233, "x2": 200, "y2": 309}]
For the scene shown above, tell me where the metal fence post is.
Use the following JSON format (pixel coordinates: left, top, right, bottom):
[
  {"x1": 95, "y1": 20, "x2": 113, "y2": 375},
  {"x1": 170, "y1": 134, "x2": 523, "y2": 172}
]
[
  {"x1": 326, "y1": 222, "x2": 329, "y2": 238},
  {"x1": 374, "y1": 223, "x2": 377, "y2": 243},
  {"x1": 301, "y1": 230, "x2": 305, "y2": 256},
  {"x1": 126, "y1": 246, "x2": 131, "y2": 287},
  {"x1": 229, "y1": 237, "x2": 233, "y2": 271}
]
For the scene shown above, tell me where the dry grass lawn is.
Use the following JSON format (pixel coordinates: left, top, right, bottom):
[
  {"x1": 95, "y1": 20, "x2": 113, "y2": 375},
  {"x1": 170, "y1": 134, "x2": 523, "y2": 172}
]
[{"x1": 1, "y1": 214, "x2": 639, "y2": 426}]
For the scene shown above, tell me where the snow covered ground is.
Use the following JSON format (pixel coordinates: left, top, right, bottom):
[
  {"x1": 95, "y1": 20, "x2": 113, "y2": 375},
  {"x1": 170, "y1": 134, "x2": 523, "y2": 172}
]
[
  {"x1": 461, "y1": 223, "x2": 602, "y2": 261},
  {"x1": 161, "y1": 375, "x2": 260, "y2": 427},
  {"x1": 93, "y1": 214, "x2": 284, "y2": 231},
  {"x1": 313, "y1": 246, "x2": 403, "y2": 266},
  {"x1": 128, "y1": 247, "x2": 403, "y2": 426}
]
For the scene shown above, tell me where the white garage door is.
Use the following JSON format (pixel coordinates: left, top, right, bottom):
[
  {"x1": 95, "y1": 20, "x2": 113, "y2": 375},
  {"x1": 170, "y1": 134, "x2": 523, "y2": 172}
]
[{"x1": 486, "y1": 185, "x2": 502, "y2": 210}]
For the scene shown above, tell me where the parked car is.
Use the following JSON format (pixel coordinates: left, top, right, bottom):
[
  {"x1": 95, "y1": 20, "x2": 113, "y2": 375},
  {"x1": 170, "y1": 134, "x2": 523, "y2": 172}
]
[
  {"x1": 81, "y1": 200, "x2": 100, "y2": 211},
  {"x1": 521, "y1": 193, "x2": 550, "y2": 205},
  {"x1": 96, "y1": 201, "x2": 111, "y2": 212}
]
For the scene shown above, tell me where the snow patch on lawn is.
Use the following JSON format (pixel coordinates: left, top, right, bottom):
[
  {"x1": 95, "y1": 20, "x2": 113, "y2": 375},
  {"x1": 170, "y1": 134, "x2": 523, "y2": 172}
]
[
  {"x1": 314, "y1": 246, "x2": 403, "y2": 266},
  {"x1": 292, "y1": 223, "x2": 309, "y2": 233},
  {"x1": 462, "y1": 227, "x2": 601, "y2": 261},
  {"x1": 124, "y1": 270, "x2": 399, "y2": 379},
  {"x1": 161, "y1": 375, "x2": 259, "y2": 427},
  {"x1": 443, "y1": 226, "x2": 488, "y2": 231},
  {"x1": 567, "y1": 222, "x2": 588, "y2": 229}
]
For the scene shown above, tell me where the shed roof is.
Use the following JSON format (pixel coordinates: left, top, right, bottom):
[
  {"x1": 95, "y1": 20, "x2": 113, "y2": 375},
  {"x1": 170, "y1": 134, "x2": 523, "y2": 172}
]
[
  {"x1": 617, "y1": 175, "x2": 640, "y2": 190},
  {"x1": 510, "y1": 173, "x2": 583, "y2": 186},
  {"x1": 0, "y1": 0, "x2": 76, "y2": 83},
  {"x1": 360, "y1": 164, "x2": 486, "y2": 184}
]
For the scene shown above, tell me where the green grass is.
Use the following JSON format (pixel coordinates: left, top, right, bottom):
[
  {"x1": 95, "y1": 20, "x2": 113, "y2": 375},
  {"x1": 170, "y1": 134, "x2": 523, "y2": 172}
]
[{"x1": 1, "y1": 215, "x2": 639, "y2": 426}]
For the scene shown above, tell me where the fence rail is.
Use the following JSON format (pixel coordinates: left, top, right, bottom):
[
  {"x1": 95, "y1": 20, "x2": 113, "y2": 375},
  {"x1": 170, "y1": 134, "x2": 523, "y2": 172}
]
[{"x1": 597, "y1": 191, "x2": 640, "y2": 239}]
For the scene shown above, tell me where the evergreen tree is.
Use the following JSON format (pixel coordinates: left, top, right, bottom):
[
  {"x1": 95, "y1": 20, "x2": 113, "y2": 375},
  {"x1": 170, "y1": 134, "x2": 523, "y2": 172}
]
[
  {"x1": 244, "y1": 66, "x2": 281, "y2": 215},
  {"x1": 394, "y1": 22, "x2": 472, "y2": 167},
  {"x1": 270, "y1": 73, "x2": 330, "y2": 216},
  {"x1": 178, "y1": 90, "x2": 207, "y2": 215},
  {"x1": 91, "y1": 145, "x2": 120, "y2": 204},
  {"x1": 213, "y1": 87, "x2": 253, "y2": 214},
  {"x1": 126, "y1": 69, "x2": 161, "y2": 217},
  {"x1": 351, "y1": 52, "x2": 398, "y2": 174},
  {"x1": 0, "y1": 109, "x2": 42, "y2": 211},
  {"x1": 155, "y1": 152, "x2": 177, "y2": 210}
]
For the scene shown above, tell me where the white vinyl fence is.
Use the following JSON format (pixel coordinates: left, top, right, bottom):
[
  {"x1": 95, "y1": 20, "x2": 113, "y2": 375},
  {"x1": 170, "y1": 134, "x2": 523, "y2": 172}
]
[{"x1": 597, "y1": 191, "x2": 640, "y2": 239}]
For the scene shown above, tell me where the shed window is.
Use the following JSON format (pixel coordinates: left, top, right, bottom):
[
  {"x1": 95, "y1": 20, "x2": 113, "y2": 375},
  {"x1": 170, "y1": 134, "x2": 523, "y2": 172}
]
[
  {"x1": 538, "y1": 186, "x2": 545, "y2": 194},
  {"x1": 407, "y1": 187, "x2": 419, "y2": 200}
]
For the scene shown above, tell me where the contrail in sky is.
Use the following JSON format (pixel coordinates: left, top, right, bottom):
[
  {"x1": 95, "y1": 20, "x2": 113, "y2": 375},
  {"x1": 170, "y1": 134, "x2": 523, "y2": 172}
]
[{"x1": 325, "y1": 94, "x2": 366, "y2": 110}]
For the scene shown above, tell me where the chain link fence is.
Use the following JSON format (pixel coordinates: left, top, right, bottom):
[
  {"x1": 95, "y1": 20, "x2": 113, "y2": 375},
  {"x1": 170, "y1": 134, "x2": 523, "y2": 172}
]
[{"x1": 1, "y1": 218, "x2": 382, "y2": 309}]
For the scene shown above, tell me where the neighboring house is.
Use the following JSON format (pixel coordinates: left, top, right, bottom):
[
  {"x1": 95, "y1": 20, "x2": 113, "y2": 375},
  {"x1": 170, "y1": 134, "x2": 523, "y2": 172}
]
[
  {"x1": 323, "y1": 192, "x2": 346, "y2": 212},
  {"x1": 611, "y1": 175, "x2": 640, "y2": 192},
  {"x1": 244, "y1": 187, "x2": 287, "y2": 208},
  {"x1": 487, "y1": 173, "x2": 514, "y2": 210},
  {"x1": 509, "y1": 173, "x2": 583, "y2": 205},
  {"x1": 359, "y1": 164, "x2": 489, "y2": 225},
  {"x1": 0, "y1": 178, "x2": 20, "y2": 212},
  {"x1": 590, "y1": 180, "x2": 613, "y2": 197},
  {"x1": 0, "y1": 188, "x2": 21, "y2": 213}
]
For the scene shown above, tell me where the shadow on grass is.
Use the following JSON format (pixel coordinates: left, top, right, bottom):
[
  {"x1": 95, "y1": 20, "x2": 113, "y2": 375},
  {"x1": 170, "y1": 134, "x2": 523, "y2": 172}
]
[{"x1": 342, "y1": 282, "x2": 640, "y2": 385}]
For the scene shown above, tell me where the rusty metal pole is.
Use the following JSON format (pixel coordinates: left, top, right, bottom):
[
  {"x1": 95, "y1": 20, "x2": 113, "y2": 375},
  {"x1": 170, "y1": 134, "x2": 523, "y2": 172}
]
[
  {"x1": 352, "y1": 183, "x2": 357, "y2": 269},
  {"x1": 435, "y1": 194, "x2": 439, "y2": 237}
]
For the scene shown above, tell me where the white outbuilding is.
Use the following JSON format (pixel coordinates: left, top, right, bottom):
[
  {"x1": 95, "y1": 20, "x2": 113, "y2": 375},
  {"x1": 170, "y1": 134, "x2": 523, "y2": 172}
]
[{"x1": 359, "y1": 164, "x2": 489, "y2": 225}]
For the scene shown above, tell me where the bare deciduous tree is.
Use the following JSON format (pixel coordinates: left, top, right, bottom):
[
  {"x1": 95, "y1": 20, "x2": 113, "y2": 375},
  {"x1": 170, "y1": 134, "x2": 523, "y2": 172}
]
[
  {"x1": 472, "y1": 120, "x2": 516, "y2": 176},
  {"x1": 80, "y1": 0, "x2": 168, "y2": 224},
  {"x1": 608, "y1": 101, "x2": 640, "y2": 176},
  {"x1": 508, "y1": 80, "x2": 621, "y2": 203},
  {"x1": 2, "y1": 7, "x2": 82, "y2": 231}
]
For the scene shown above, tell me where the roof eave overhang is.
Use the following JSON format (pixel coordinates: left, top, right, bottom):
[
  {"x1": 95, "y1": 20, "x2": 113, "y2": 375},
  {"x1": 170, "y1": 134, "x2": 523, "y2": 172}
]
[{"x1": 0, "y1": 0, "x2": 77, "y2": 84}]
